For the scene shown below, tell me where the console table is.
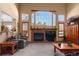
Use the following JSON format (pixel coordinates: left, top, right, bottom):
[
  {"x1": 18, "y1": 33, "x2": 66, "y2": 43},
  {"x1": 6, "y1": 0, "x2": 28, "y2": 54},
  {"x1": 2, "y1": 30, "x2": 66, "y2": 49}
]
[
  {"x1": 0, "y1": 41, "x2": 18, "y2": 55},
  {"x1": 53, "y1": 43, "x2": 79, "y2": 55}
]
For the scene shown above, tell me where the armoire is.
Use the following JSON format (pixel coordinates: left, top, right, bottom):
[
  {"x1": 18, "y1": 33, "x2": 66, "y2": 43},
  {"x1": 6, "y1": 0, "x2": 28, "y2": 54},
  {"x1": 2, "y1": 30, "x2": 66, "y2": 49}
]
[{"x1": 66, "y1": 16, "x2": 79, "y2": 44}]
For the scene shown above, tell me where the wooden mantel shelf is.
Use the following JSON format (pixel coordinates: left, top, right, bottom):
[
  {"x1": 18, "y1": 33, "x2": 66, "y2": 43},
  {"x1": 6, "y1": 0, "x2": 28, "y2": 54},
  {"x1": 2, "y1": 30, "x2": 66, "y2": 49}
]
[{"x1": 31, "y1": 25, "x2": 57, "y2": 30}]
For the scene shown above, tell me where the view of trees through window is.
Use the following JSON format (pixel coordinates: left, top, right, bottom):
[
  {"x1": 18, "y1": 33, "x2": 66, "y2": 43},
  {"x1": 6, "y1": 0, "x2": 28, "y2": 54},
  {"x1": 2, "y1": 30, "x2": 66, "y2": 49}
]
[
  {"x1": 22, "y1": 11, "x2": 65, "y2": 27},
  {"x1": 32, "y1": 11, "x2": 56, "y2": 26},
  {"x1": 0, "y1": 11, "x2": 13, "y2": 31}
]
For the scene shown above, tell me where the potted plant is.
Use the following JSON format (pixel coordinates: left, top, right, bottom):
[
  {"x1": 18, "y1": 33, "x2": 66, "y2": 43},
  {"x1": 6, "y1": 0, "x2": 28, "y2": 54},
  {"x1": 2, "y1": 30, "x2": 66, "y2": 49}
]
[{"x1": 67, "y1": 40, "x2": 73, "y2": 47}]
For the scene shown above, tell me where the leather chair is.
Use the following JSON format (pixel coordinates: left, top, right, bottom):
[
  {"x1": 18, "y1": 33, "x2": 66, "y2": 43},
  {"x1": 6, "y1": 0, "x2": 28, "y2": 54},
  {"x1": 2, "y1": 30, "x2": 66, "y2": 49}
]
[
  {"x1": 6, "y1": 36, "x2": 28, "y2": 49},
  {"x1": 17, "y1": 39, "x2": 28, "y2": 49}
]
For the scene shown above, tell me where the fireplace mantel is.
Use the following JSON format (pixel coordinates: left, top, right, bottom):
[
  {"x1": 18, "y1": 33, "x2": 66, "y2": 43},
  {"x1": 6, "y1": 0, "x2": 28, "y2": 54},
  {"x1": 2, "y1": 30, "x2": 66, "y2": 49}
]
[{"x1": 31, "y1": 25, "x2": 57, "y2": 30}]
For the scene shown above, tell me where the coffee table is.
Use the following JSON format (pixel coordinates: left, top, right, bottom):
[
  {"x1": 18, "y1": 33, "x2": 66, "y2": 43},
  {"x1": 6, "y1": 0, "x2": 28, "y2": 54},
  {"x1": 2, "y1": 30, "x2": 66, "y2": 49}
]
[{"x1": 53, "y1": 43, "x2": 79, "y2": 55}]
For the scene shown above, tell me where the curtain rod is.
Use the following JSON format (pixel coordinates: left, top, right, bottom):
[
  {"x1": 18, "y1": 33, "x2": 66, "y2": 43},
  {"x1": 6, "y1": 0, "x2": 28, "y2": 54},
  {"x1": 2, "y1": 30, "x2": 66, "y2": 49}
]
[{"x1": 31, "y1": 10, "x2": 56, "y2": 12}]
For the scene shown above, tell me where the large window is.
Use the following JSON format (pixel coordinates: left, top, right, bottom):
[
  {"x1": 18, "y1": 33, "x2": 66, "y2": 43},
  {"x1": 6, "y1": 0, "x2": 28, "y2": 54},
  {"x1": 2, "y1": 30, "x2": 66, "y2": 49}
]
[
  {"x1": 22, "y1": 14, "x2": 29, "y2": 22},
  {"x1": 0, "y1": 11, "x2": 13, "y2": 31},
  {"x1": 59, "y1": 24, "x2": 64, "y2": 31},
  {"x1": 22, "y1": 13, "x2": 29, "y2": 37},
  {"x1": 22, "y1": 13, "x2": 29, "y2": 31},
  {"x1": 32, "y1": 11, "x2": 56, "y2": 26},
  {"x1": 22, "y1": 22, "x2": 28, "y2": 31},
  {"x1": 58, "y1": 15, "x2": 64, "y2": 21}
]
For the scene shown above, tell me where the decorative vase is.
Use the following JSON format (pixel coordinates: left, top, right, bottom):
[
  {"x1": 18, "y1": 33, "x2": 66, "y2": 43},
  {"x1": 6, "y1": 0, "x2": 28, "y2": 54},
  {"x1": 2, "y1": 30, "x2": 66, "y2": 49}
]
[{"x1": 58, "y1": 43, "x2": 61, "y2": 47}]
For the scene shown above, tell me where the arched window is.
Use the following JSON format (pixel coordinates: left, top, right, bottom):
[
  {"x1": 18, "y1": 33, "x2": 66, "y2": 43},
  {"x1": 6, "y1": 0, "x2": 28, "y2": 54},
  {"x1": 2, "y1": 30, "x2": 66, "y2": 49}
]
[{"x1": 32, "y1": 11, "x2": 56, "y2": 27}]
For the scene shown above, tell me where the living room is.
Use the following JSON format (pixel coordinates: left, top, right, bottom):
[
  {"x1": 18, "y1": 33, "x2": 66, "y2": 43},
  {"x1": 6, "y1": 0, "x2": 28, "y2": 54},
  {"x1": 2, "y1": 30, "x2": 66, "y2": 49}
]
[{"x1": 0, "y1": 3, "x2": 79, "y2": 56}]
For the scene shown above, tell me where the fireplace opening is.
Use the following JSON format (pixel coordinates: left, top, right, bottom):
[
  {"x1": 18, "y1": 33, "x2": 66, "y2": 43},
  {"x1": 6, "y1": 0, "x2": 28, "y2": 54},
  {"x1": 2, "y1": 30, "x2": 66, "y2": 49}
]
[
  {"x1": 34, "y1": 32, "x2": 44, "y2": 41},
  {"x1": 45, "y1": 31, "x2": 56, "y2": 42}
]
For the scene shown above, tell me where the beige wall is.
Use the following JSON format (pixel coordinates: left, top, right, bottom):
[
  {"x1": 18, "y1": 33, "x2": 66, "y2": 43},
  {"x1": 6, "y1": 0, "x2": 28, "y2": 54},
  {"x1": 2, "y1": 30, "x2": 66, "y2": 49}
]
[
  {"x1": 20, "y1": 3, "x2": 66, "y2": 15},
  {"x1": 67, "y1": 3, "x2": 79, "y2": 19}
]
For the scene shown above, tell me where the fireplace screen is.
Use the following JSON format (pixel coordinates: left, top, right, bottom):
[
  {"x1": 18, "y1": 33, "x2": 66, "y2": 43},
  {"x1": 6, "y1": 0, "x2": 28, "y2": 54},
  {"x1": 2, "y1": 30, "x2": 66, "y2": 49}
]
[{"x1": 34, "y1": 32, "x2": 44, "y2": 41}]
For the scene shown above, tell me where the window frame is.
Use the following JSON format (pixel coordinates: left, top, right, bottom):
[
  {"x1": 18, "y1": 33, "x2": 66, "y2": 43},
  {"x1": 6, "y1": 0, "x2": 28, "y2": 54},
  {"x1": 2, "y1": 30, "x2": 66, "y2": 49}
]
[
  {"x1": 31, "y1": 11, "x2": 56, "y2": 27},
  {"x1": 0, "y1": 11, "x2": 14, "y2": 32},
  {"x1": 22, "y1": 13, "x2": 29, "y2": 22},
  {"x1": 22, "y1": 22, "x2": 29, "y2": 31},
  {"x1": 58, "y1": 15, "x2": 65, "y2": 22}
]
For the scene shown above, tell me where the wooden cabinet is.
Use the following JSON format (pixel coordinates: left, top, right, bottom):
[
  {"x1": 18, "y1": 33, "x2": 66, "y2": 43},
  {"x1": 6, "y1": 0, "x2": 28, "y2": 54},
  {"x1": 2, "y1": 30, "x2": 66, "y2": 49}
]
[{"x1": 67, "y1": 24, "x2": 79, "y2": 44}]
